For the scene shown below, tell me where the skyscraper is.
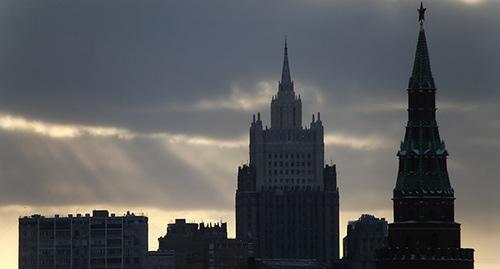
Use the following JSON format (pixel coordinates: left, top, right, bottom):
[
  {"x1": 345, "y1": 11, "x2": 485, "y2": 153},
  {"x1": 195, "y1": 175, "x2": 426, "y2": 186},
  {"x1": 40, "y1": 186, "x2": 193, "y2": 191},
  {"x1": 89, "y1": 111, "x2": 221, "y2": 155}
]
[
  {"x1": 376, "y1": 3, "x2": 474, "y2": 269},
  {"x1": 236, "y1": 40, "x2": 340, "y2": 267}
]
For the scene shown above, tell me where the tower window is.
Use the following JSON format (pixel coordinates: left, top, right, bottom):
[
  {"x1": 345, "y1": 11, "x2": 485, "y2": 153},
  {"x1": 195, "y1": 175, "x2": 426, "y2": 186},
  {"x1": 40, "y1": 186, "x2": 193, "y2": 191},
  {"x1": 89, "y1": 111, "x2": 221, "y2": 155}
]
[
  {"x1": 405, "y1": 235, "x2": 411, "y2": 247},
  {"x1": 431, "y1": 233, "x2": 439, "y2": 248}
]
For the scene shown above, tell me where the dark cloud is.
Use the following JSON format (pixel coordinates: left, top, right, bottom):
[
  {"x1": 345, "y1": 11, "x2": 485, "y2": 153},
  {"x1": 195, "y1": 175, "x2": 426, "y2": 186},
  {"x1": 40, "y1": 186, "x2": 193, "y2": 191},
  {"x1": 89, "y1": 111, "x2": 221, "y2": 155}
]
[{"x1": 1, "y1": 0, "x2": 499, "y2": 135}]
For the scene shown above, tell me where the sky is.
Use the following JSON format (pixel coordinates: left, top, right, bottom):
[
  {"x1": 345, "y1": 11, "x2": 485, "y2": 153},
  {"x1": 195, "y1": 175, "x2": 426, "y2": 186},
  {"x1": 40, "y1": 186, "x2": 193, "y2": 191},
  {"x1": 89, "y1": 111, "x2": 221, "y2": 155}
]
[{"x1": 0, "y1": 0, "x2": 499, "y2": 268}]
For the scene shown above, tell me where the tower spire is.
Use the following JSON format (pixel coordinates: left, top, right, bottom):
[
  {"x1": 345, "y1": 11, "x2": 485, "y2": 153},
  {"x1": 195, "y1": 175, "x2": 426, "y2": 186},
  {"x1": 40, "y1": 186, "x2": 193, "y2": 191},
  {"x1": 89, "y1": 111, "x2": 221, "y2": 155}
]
[
  {"x1": 396, "y1": 3, "x2": 451, "y2": 194},
  {"x1": 409, "y1": 2, "x2": 435, "y2": 89},
  {"x1": 280, "y1": 36, "x2": 293, "y2": 91}
]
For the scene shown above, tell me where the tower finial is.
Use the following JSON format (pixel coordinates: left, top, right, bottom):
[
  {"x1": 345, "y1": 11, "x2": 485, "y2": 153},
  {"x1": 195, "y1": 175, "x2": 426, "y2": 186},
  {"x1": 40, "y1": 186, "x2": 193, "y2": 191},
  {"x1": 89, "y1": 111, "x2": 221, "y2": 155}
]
[
  {"x1": 285, "y1": 36, "x2": 288, "y2": 55},
  {"x1": 280, "y1": 36, "x2": 293, "y2": 91},
  {"x1": 418, "y1": 2, "x2": 427, "y2": 26},
  {"x1": 409, "y1": 2, "x2": 435, "y2": 89}
]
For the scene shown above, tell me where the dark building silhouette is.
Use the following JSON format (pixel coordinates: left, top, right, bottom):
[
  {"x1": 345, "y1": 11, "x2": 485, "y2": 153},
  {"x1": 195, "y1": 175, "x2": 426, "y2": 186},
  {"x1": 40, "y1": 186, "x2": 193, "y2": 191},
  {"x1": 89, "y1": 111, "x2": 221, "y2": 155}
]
[
  {"x1": 249, "y1": 258, "x2": 328, "y2": 269},
  {"x1": 236, "y1": 41, "x2": 340, "y2": 267},
  {"x1": 18, "y1": 210, "x2": 148, "y2": 269},
  {"x1": 376, "y1": 3, "x2": 474, "y2": 269},
  {"x1": 145, "y1": 250, "x2": 175, "y2": 269},
  {"x1": 342, "y1": 215, "x2": 387, "y2": 269},
  {"x1": 158, "y1": 219, "x2": 251, "y2": 269}
]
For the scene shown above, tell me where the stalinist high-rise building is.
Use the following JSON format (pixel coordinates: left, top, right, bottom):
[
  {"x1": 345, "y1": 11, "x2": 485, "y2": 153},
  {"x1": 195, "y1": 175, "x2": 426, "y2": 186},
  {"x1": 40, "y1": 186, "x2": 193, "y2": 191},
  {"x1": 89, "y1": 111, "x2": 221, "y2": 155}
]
[
  {"x1": 376, "y1": 3, "x2": 474, "y2": 269},
  {"x1": 236, "y1": 41, "x2": 340, "y2": 267}
]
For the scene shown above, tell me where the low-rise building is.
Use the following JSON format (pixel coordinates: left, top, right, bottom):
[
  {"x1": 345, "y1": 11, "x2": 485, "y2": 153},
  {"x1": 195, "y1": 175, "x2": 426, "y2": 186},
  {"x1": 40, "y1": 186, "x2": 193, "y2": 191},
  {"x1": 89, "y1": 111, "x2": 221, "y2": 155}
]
[
  {"x1": 146, "y1": 250, "x2": 175, "y2": 269},
  {"x1": 249, "y1": 258, "x2": 328, "y2": 269},
  {"x1": 19, "y1": 210, "x2": 148, "y2": 269},
  {"x1": 158, "y1": 219, "x2": 251, "y2": 269},
  {"x1": 342, "y1": 214, "x2": 387, "y2": 269}
]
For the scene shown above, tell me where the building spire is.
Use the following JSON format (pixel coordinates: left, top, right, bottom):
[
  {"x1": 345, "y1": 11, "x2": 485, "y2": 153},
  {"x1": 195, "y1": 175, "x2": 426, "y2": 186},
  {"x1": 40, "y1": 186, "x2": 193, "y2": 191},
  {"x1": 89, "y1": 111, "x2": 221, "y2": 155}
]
[
  {"x1": 280, "y1": 36, "x2": 293, "y2": 91},
  {"x1": 409, "y1": 2, "x2": 435, "y2": 89}
]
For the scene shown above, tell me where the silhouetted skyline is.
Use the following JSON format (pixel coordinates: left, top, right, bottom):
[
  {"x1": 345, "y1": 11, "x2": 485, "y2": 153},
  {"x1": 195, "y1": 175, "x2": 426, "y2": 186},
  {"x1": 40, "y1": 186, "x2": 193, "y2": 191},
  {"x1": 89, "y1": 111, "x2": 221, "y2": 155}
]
[{"x1": 1, "y1": 1, "x2": 499, "y2": 268}]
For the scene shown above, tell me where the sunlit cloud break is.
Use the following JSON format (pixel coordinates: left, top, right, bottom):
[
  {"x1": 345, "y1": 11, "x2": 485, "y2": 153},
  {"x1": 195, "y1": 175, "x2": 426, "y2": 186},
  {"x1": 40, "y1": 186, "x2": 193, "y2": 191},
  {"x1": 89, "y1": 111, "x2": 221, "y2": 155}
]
[
  {"x1": 0, "y1": 113, "x2": 134, "y2": 139},
  {"x1": 174, "y1": 81, "x2": 324, "y2": 113},
  {"x1": 0, "y1": 112, "x2": 387, "y2": 151},
  {"x1": 325, "y1": 134, "x2": 390, "y2": 150},
  {"x1": 184, "y1": 82, "x2": 275, "y2": 112},
  {"x1": 0, "y1": 112, "x2": 246, "y2": 148},
  {"x1": 150, "y1": 133, "x2": 247, "y2": 149}
]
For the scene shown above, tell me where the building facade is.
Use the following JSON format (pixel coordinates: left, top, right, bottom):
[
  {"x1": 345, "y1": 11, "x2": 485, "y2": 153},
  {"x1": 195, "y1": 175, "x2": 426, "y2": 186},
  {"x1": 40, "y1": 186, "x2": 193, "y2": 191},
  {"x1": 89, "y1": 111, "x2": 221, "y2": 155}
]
[
  {"x1": 236, "y1": 41, "x2": 340, "y2": 267},
  {"x1": 18, "y1": 210, "x2": 148, "y2": 269},
  {"x1": 146, "y1": 250, "x2": 175, "y2": 269},
  {"x1": 375, "y1": 4, "x2": 474, "y2": 269},
  {"x1": 342, "y1": 215, "x2": 387, "y2": 269},
  {"x1": 249, "y1": 258, "x2": 328, "y2": 269},
  {"x1": 158, "y1": 219, "x2": 251, "y2": 269}
]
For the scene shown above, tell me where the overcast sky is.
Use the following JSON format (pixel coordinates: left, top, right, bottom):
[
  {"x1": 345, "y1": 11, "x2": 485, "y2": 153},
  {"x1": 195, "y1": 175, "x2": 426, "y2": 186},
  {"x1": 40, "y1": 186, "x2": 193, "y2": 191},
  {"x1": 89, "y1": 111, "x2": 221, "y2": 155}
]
[{"x1": 0, "y1": 0, "x2": 499, "y2": 268}]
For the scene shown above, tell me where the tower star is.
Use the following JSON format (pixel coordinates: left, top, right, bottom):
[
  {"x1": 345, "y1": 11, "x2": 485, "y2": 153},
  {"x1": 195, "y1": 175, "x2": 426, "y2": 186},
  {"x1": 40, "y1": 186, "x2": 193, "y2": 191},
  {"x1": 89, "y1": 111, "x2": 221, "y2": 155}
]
[{"x1": 418, "y1": 2, "x2": 427, "y2": 25}]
